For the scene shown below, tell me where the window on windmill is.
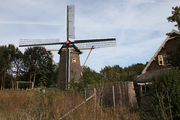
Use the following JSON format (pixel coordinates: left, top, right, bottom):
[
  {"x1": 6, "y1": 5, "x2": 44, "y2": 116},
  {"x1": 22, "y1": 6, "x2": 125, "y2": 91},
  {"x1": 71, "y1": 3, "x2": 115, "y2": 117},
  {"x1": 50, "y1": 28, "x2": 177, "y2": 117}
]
[
  {"x1": 72, "y1": 58, "x2": 76, "y2": 63},
  {"x1": 158, "y1": 55, "x2": 164, "y2": 65}
]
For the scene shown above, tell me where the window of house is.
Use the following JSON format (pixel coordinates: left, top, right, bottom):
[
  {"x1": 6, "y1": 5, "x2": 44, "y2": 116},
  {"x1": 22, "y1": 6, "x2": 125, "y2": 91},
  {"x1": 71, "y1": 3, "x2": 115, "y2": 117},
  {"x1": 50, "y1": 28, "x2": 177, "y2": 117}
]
[
  {"x1": 158, "y1": 55, "x2": 164, "y2": 65},
  {"x1": 158, "y1": 55, "x2": 170, "y2": 66}
]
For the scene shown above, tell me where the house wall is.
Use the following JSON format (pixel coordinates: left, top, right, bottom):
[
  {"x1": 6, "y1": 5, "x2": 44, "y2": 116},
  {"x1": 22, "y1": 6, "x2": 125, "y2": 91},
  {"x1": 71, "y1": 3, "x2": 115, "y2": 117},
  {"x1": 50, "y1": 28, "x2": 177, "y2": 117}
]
[{"x1": 147, "y1": 38, "x2": 180, "y2": 72}]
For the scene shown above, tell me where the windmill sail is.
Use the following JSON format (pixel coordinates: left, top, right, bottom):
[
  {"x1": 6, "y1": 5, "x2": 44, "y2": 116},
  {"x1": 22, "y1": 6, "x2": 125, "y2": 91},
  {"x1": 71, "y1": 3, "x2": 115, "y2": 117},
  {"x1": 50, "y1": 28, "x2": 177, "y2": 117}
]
[
  {"x1": 19, "y1": 38, "x2": 60, "y2": 47},
  {"x1": 66, "y1": 5, "x2": 75, "y2": 40},
  {"x1": 74, "y1": 38, "x2": 116, "y2": 49},
  {"x1": 65, "y1": 5, "x2": 75, "y2": 89}
]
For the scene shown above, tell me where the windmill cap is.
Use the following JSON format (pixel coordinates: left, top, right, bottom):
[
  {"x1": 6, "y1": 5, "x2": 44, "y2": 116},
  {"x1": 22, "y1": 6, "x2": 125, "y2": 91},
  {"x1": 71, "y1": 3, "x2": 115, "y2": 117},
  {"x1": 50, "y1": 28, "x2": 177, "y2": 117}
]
[{"x1": 43, "y1": 48, "x2": 46, "y2": 51}]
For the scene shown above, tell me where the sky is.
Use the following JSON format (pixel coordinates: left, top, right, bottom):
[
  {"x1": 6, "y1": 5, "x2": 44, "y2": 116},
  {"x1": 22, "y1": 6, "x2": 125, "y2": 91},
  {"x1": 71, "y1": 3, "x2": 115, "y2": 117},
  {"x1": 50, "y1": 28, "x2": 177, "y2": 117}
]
[{"x1": 0, "y1": 0, "x2": 179, "y2": 73}]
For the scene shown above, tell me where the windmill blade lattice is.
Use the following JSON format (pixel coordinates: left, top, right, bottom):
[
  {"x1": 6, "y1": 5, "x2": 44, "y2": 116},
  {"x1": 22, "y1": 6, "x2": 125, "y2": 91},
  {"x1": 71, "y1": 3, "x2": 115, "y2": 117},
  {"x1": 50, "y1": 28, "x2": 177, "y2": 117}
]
[
  {"x1": 74, "y1": 38, "x2": 116, "y2": 49},
  {"x1": 19, "y1": 38, "x2": 60, "y2": 47},
  {"x1": 66, "y1": 5, "x2": 75, "y2": 39}
]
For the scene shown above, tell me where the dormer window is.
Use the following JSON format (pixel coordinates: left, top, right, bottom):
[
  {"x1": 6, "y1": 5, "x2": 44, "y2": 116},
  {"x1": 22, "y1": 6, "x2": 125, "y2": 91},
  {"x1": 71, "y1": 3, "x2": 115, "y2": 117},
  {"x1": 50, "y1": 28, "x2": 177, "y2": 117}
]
[
  {"x1": 158, "y1": 55, "x2": 164, "y2": 65},
  {"x1": 158, "y1": 55, "x2": 170, "y2": 66}
]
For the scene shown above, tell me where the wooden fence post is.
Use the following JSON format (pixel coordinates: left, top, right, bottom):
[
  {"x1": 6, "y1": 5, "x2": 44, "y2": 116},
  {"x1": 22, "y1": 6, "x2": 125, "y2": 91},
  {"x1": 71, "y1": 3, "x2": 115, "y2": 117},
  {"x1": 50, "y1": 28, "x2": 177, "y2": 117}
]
[
  {"x1": 112, "y1": 86, "x2": 115, "y2": 112},
  {"x1": 94, "y1": 88, "x2": 98, "y2": 120}
]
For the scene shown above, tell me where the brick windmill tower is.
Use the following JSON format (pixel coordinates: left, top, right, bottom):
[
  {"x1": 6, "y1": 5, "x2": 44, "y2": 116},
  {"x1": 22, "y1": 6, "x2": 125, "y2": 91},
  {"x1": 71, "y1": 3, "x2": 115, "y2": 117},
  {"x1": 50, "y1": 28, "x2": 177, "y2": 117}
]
[{"x1": 19, "y1": 5, "x2": 116, "y2": 90}]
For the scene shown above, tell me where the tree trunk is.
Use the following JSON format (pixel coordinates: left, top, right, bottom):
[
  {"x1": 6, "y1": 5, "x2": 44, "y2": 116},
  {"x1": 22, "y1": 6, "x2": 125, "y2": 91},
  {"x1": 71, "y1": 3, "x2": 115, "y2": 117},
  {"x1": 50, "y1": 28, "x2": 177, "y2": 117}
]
[
  {"x1": 32, "y1": 63, "x2": 38, "y2": 88},
  {"x1": 1, "y1": 74, "x2": 3, "y2": 90},
  {"x1": 11, "y1": 77, "x2": 17, "y2": 89},
  {"x1": 11, "y1": 77, "x2": 14, "y2": 89},
  {"x1": 1, "y1": 71, "x2": 6, "y2": 90},
  {"x1": 29, "y1": 72, "x2": 33, "y2": 88}
]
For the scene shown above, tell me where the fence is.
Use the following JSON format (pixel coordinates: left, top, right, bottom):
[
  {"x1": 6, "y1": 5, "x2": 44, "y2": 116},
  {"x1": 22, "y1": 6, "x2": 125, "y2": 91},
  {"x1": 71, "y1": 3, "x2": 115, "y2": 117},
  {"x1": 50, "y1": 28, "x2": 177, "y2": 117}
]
[{"x1": 86, "y1": 81, "x2": 138, "y2": 111}]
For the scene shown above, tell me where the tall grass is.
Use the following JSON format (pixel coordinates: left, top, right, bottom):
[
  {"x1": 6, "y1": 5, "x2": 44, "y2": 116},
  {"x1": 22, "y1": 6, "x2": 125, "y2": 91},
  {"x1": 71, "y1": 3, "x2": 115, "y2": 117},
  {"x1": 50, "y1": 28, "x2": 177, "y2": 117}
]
[{"x1": 0, "y1": 89, "x2": 139, "y2": 120}]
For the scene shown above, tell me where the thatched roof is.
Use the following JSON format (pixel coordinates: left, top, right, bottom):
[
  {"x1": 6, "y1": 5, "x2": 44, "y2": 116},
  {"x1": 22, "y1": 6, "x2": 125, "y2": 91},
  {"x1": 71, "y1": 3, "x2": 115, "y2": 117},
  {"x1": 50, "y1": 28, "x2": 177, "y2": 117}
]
[
  {"x1": 137, "y1": 70, "x2": 157, "y2": 83},
  {"x1": 138, "y1": 68, "x2": 170, "y2": 83}
]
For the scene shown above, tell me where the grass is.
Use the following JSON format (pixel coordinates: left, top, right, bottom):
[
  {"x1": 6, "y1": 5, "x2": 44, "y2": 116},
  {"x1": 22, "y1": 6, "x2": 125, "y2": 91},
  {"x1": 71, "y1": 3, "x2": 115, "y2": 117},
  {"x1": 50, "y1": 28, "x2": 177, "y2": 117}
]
[{"x1": 0, "y1": 89, "x2": 140, "y2": 120}]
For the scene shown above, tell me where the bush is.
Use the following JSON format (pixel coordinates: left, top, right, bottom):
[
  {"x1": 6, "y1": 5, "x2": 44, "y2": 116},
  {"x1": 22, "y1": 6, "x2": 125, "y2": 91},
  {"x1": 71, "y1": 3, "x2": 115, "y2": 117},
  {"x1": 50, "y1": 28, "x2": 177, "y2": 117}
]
[{"x1": 146, "y1": 68, "x2": 180, "y2": 119}]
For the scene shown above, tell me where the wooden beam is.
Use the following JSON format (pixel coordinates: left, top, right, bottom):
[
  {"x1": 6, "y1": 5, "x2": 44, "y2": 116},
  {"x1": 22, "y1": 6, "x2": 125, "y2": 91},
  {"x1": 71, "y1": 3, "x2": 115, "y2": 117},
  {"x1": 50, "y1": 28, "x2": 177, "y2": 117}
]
[
  {"x1": 45, "y1": 47, "x2": 93, "y2": 51},
  {"x1": 46, "y1": 51, "x2": 58, "y2": 67},
  {"x1": 137, "y1": 82, "x2": 152, "y2": 86},
  {"x1": 17, "y1": 81, "x2": 33, "y2": 83}
]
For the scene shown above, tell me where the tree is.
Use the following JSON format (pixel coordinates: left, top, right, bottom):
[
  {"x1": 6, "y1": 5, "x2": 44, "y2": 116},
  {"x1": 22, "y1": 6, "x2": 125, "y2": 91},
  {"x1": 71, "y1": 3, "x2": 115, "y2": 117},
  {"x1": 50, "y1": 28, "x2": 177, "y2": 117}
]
[
  {"x1": 71, "y1": 66, "x2": 103, "y2": 91},
  {"x1": 124, "y1": 63, "x2": 147, "y2": 75},
  {"x1": 0, "y1": 45, "x2": 10, "y2": 90},
  {"x1": 8, "y1": 44, "x2": 24, "y2": 89},
  {"x1": 0, "y1": 45, "x2": 21, "y2": 89},
  {"x1": 100, "y1": 65, "x2": 123, "y2": 82},
  {"x1": 23, "y1": 47, "x2": 56, "y2": 88},
  {"x1": 167, "y1": 6, "x2": 180, "y2": 31},
  {"x1": 100, "y1": 64, "x2": 145, "y2": 83}
]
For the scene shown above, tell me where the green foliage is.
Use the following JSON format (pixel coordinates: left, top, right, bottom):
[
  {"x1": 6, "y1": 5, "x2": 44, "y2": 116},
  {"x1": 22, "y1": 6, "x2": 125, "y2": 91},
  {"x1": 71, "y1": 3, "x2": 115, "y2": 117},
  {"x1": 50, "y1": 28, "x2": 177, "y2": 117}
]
[
  {"x1": 100, "y1": 65, "x2": 123, "y2": 82},
  {"x1": 37, "y1": 70, "x2": 48, "y2": 86},
  {"x1": 167, "y1": 6, "x2": 180, "y2": 31},
  {"x1": 0, "y1": 44, "x2": 24, "y2": 89},
  {"x1": 71, "y1": 66, "x2": 103, "y2": 92},
  {"x1": 100, "y1": 63, "x2": 145, "y2": 83},
  {"x1": 147, "y1": 68, "x2": 180, "y2": 119},
  {"x1": 23, "y1": 47, "x2": 57, "y2": 88},
  {"x1": 0, "y1": 45, "x2": 57, "y2": 89},
  {"x1": 81, "y1": 66, "x2": 103, "y2": 86},
  {"x1": 124, "y1": 63, "x2": 147, "y2": 75}
]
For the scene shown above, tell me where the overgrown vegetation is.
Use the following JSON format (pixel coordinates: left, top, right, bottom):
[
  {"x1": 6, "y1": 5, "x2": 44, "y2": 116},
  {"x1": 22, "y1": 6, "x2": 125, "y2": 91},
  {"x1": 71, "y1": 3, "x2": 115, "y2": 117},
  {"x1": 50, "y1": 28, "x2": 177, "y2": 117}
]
[
  {"x1": 0, "y1": 89, "x2": 140, "y2": 120},
  {"x1": 143, "y1": 68, "x2": 180, "y2": 120}
]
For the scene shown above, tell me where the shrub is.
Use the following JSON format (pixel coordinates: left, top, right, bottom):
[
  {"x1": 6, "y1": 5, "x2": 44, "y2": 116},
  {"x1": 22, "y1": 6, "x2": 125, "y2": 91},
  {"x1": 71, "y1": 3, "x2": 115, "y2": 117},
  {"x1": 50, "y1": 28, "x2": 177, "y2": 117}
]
[{"x1": 146, "y1": 68, "x2": 180, "y2": 119}]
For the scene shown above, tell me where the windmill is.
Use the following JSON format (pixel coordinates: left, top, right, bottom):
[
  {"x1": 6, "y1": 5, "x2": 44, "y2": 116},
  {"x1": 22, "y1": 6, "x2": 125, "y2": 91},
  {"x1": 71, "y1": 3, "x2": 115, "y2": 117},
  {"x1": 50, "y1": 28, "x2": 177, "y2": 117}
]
[{"x1": 19, "y1": 5, "x2": 116, "y2": 90}]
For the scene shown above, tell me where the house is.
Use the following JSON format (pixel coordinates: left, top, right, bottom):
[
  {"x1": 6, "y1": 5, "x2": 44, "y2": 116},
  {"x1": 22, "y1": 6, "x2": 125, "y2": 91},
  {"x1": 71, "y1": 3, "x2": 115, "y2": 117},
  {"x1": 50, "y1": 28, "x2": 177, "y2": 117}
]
[{"x1": 137, "y1": 29, "x2": 180, "y2": 112}]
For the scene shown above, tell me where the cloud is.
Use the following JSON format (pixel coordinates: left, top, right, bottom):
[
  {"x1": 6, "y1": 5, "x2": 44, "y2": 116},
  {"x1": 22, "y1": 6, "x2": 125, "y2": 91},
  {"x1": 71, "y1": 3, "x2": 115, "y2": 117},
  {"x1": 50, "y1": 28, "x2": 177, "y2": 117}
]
[{"x1": 0, "y1": 0, "x2": 179, "y2": 72}]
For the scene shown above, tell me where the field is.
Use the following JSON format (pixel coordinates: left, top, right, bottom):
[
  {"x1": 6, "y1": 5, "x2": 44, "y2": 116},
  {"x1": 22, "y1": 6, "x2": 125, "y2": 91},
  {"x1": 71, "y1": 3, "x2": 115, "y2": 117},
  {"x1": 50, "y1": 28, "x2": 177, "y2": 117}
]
[{"x1": 0, "y1": 89, "x2": 140, "y2": 120}]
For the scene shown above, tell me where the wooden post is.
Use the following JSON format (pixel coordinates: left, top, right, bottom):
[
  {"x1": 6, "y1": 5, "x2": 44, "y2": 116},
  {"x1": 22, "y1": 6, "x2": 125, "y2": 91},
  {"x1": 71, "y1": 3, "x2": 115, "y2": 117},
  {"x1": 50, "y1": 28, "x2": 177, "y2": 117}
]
[
  {"x1": 94, "y1": 88, "x2": 98, "y2": 120},
  {"x1": 32, "y1": 82, "x2": 34, "y2": 89},
  {"x1": 46, "y1": 51, "x2": 58, "y2": 67},
  {"x1": 112, "y1": 86, "x2": 115, "y2": 110},
  {"x1": 140, "y1": 85, "x2": 142, "y2": 97},
  {"x1": 17, "y1": 82, "x2": 18, "y2": 90},
  {"x1": 85, "y1": 88, "x2": 86, "y2": 98}
]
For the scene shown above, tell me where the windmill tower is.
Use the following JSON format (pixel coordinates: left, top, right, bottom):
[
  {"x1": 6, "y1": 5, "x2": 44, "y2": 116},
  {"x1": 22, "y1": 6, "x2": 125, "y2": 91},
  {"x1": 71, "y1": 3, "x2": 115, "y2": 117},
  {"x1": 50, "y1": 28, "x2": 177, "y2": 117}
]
[{"x1": 19, "y1": 5, "x2": 116, "y2": 90}]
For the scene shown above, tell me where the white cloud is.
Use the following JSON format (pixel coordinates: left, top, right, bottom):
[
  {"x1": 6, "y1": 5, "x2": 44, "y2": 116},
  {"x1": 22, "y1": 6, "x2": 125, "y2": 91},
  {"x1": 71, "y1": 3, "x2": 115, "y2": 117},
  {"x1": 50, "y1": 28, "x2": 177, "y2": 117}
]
[{"x1": 0, "y1": 0, "x2": 179, "y2": 72}]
